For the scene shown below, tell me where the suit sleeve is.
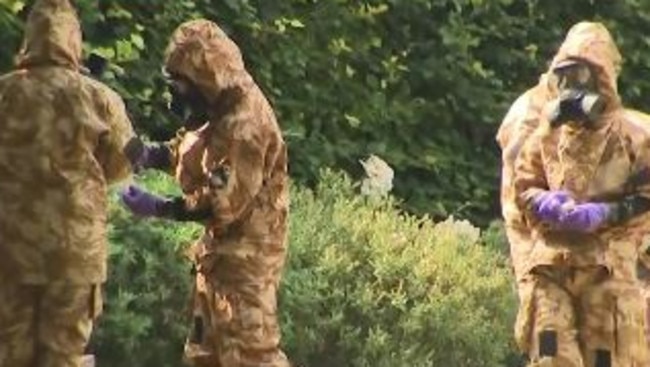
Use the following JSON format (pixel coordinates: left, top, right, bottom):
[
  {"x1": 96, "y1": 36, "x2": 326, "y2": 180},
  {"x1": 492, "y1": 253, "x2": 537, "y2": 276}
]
[
  {"x1": 513, "y1": 133, "x2": 548, "y2": 227},
  {"x1": 94, "y1": 88, "x2": 136, "y2": 184}
]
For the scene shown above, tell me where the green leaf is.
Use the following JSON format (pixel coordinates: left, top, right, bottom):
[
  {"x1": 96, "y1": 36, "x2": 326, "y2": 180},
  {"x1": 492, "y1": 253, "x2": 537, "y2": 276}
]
[{"x1": 131, "y1": 34, "x2": 145, "y2": 50}]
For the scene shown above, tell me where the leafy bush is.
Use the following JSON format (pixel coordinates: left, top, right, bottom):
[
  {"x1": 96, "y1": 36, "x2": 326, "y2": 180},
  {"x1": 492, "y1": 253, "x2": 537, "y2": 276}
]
[
  {"x1": 281, "y1": 170, "x2": 517, "y2": 367},
  {"x1": 482, "y1": 220, "x2": 510, "y2": 258},
  {"x1": 93, "y1": 170, "x2": 518, "y2": 367}
]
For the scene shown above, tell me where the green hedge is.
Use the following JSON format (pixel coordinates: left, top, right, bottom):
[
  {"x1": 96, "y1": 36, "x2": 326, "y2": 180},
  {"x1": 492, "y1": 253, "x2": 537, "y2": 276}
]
[{"x1": 93, "y1": 171, "x2": 519, "y2": 367}]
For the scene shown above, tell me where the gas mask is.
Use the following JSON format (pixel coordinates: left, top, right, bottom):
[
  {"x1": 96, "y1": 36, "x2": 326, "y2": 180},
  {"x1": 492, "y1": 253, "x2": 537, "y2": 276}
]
[
  {"x1": 164, "y1": 72, "x2": 209, "y2": 130},
  {"x1": 547, "y1": 60, "x2": 605, "y2": 128}
]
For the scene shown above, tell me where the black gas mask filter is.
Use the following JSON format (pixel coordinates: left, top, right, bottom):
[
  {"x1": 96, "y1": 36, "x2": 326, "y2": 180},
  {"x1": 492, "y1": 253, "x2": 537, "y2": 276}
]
[
  {"x1": 547, "y1": 59, "x2": 605, "y2": 128},
  {"x1": 163, "y1": 70, "x2": 209, "y2": 130}
]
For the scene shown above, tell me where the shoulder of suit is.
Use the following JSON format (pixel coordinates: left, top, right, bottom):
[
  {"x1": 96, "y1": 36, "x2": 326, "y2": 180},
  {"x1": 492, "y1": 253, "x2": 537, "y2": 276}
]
[
  {"x1": 81, "y1": 75, "x2": 125, "y2": 104},
  {"x1": 496, "y1": 90, "x2": 534, "y2": 147},
  {"x1": 622, "y1": 109, "x2": 650, "y2": 130},
  {"x1": 620, "y1": 109, "x2": 650, "y2": 138},
  {"x1": 614, "y1": 109, "x2": 650, "y2": 152}
]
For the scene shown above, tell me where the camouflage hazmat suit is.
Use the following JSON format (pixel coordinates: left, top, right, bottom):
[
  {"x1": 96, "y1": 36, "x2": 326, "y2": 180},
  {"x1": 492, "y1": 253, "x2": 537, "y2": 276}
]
[
  {"x1": 513, "y1": 22, "x2": 650, "y2": 366},
  {"x1": 0, "y1": 0, "x2": 136, "y2": 366},
  {"x1": 498, "y1": 69, "x2": 650, "y2": 366},
  {"x1": 122, "y1": 20, "x2": 291, "y2": 367}
]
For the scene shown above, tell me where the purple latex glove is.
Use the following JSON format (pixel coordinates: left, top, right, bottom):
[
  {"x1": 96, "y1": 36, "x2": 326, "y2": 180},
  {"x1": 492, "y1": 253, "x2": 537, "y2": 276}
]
[
  {"x1": 532, "y1": 190, "x2": 572, "y2": 222},
  {"x1": 557, "y1": 202, "x2": 612, "y2": 232},
  {"x1": 120, "y1": 185, "x2": 168, "y2": 217}
]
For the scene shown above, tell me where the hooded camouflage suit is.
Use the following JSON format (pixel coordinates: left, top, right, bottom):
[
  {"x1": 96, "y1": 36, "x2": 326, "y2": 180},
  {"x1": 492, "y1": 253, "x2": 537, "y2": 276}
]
[
  {"x1": 498, "y1": 61, "x2": 650, "y2": 366},
  {"x1": 159, "y1": 20, "x2": 290, "y2": 367},
  {"x1": 513, "y1": 22, "x2": 650, "y2": 366},
  {"x1": 0, "y1": 0, "x2": 135, "y2": 365}
]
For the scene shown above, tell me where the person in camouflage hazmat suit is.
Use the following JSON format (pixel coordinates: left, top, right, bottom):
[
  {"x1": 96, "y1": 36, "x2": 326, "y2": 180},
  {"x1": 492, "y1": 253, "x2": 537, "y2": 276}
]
[
  {"x1": 0, "y1": 0, "x2": 137, "y2": 366},
  {"x1": 513, "y1": 21, "x2": 650, "y2": 366},
  {"x1": 120, "y1": 19, "x2": 291, "y2": 367},
  {"x1": 498, "y1": 48, "x2": 650, "y2": 366}
]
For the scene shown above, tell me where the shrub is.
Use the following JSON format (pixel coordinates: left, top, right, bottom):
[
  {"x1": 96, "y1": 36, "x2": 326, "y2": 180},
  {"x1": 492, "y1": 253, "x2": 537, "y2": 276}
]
[
  {"x1": 280, "y1": 170, "x2": 517, "y2": 367},
  {"x1": 93, "y1": 170, "x2": 518, "y2": 367}
]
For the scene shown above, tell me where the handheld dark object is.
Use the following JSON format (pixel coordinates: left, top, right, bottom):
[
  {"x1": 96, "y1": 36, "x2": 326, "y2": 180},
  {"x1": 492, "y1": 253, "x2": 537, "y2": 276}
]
[
  {"x1": 85, "y1": 53, "x2": 108, "y2": 78},
  {"x1": 123, "y1": 137, "x2": 145, "y2": 168}
]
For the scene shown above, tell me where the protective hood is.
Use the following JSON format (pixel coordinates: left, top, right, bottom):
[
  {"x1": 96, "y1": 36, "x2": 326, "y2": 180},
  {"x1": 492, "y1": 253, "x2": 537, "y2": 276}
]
[
  {"x1": 164, "y1": 19, "x2": 253, "y2": 106},
  {"x1": 15, "y1": 0, "x2": 83, "y2": 70},
  {"x1": 547, "y1": 21, "x2": 622, "y2": 112}
]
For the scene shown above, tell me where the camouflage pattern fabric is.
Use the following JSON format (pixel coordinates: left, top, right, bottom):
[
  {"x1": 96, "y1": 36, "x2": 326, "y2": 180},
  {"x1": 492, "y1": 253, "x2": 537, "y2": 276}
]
[
  {"x1": 164, "y1": 20, "x2": 291, "y2": 366},
  {"x1": 516, "y1": 266, "x2": 647, "y2": 366},
  {"x1": 0, "y1": 0, "x2": 135, "y2": 285},
  {"x1": 512, "y1": 22, "x2": 650, "y2": 365},
  {"x1": 0, "y1": 280, "x2": 102, "y2": 367},
  {"x1": 514, "y1": 21, "x2": 650, "y2": 278},
  {"x1": 183, "y1": 263, "x2": 290, "y2": 367},
  {"x1": 0, "y1": 0, "x2": 135, "y2": 365}
]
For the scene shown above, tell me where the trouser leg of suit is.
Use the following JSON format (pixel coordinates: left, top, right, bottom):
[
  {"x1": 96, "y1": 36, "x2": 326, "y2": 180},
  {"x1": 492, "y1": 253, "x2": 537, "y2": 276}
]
[
  {"x1": 184, "y1": 270, "x2": 291, "y2": 367},
  {"x1": 579, "y1": 276, "x2": 648, "y2": 367},
  {"x1": 516, "y1": 267, "x2": 583, "y2": 367},
  {"x1": 0, "y1": 281, "x2": 102, "y2": 367},
  {"x1": 516, "y1": 266, "x2": 648, "y2": 367}
]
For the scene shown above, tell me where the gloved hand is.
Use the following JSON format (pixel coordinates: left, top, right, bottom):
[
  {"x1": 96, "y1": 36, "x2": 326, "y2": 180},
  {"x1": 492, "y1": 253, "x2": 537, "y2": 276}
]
[
  {"x1": 120, "y1": 185, "x2": 168, "y2": 218},
  {"x1": 557, "y1": 202, "x2": 612, "y2": 232},
  {"x1": 532, "y1": 190, "x2": 572, "y2": 223}
]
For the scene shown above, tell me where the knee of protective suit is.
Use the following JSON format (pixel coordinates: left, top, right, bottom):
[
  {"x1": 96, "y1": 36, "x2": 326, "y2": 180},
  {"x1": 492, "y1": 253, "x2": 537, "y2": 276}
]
[
  {"x1": 217, "y1": 297, "x2": 286, "y2": 367},
  {"x1": 524, "y1": 332, "x2": 582, "y2": 367},
  {"x1": 528, "y1": 329, "x2": 577, "y2": 366}
]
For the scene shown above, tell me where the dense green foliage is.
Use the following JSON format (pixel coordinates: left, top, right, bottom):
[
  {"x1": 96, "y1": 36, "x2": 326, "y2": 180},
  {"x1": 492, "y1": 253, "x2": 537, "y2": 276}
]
[
  {"x1": 2, "y1": 0, "x2": 650, "y2": 225},
  {"x1": 93, "y1": 171, "x2": 518, "y2": 367}
]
